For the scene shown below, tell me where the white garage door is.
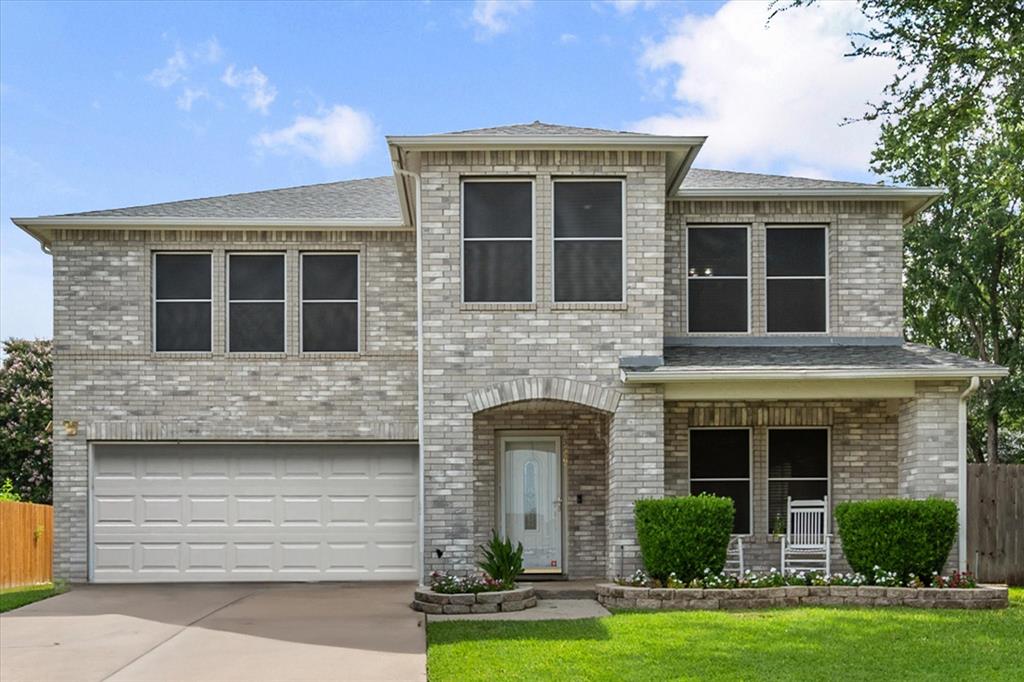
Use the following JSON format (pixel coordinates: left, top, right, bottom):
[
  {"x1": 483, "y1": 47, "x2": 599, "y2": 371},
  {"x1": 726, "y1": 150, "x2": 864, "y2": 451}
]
[{"x1": 90, "y1": 443, "x2": 419, "y2": 582}]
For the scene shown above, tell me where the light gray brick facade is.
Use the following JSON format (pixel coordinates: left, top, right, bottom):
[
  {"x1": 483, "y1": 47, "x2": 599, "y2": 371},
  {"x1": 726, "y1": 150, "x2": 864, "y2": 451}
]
[{"x1": 40, "y1": 144, "x2": 981, "y2": 583}]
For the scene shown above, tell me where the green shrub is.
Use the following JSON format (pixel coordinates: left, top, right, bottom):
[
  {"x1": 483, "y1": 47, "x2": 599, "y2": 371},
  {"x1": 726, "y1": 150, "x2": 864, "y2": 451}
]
[
  {"x1": 634, "y1": 495, "x2": 734, "y2": 583},
  {"x1": 834, "y1": 498, "x2": 958, "y2": 584},
  {"x1": 478, "y1": 530, "x2": 524, "y2": 587}
]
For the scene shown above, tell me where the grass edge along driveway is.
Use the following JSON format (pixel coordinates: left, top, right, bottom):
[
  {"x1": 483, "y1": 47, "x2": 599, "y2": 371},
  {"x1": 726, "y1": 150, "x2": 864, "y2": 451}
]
[
  {"x1": 0, "y1": 583, "x2": 65, "y2": 613},
  {"x1": 427, "y1": 588, "x2": 1024, "y2": 681}
]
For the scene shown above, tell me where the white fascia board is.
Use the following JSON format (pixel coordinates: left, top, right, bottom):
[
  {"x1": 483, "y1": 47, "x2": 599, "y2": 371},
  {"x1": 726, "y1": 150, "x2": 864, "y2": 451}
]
[
  {"x1": 622, "y1": 366, "x2": 1009, "y2": 383},
  {"x1": 672, "y1": 187, "x2": 945, "y2": 200},
  {"x1": 385, "y1": 134, "x2": 707, "y2": 151},
  {"x1": 663, "y1": 378, "x2": 917, "y2": 400}
]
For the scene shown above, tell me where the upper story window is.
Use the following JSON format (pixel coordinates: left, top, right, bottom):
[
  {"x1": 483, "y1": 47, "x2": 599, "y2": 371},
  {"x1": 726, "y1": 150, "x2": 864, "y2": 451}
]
[
  {"x1": 767, "y1": 226, "x2": 827, "y2": 333},
  {"x1": 153, "y1": 253, "x2": 212, "y2": 352},
  {"x1": 768, "y1": 428, "x2": 829, "y2": 532},
  {"x1": 228, "y1": 253, "x2": 285, "y2": 352},
  {"x1": 462, "y1": 179, "x2": 533, "y2": 303},
  {"x1": 553, "y1": 179, "x2": 624, "y2": 302},
  {"x1": 687, "y1": 226, "x2": 749, "y2": 333},
  {"x1": 689, "y1": 428, "x2": 751, "y2": 534},
  {"x1": 301, "y1": 253, "x2": 359, "y2": 352}
]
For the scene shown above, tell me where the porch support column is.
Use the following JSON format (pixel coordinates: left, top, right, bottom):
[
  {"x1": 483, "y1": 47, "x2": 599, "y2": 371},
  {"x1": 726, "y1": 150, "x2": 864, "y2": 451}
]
[
  {"x1": 897, "y1": 380, "x2": 964, "y2": 570},
  {"x1": 606, "y1": 384, "x2": 665, "y2": 578},
  {"x1": 422, "y1": 408, "x2": 475, "y2": 578}
]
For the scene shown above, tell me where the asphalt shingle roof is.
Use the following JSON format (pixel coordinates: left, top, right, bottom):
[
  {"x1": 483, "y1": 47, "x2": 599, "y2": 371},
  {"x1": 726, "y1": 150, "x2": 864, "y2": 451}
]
[
  {"x1": 657, "y1": 343, "x2": 1001, "y2": 373},
  {"x1": 680, "y1": 168, "x2": 884, "y2": 192},
  {"x1": 55, "y1": 176, "x2": 401, "y2": 221},
  {"x1": 432, "y1": 121, "x2": 657, "y2": 138}
]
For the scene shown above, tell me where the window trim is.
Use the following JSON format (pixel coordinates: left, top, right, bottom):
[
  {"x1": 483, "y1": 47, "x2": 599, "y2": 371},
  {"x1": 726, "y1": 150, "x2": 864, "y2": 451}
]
[
  {"x1": 767, "y1": 426, "x2": 832, "y2": 532},
  {"x1": 551, "y1": 177, "x2": 626, "y2": 304},
  {"x1": 685, "y1": 224, "x2": 752, "y2": 334},
  {"x1": 460, "y1": 177, "x2": 536, "y2": 304},
  {"x1": 765, "y1": 224, "x2": 830, "y2": 335},
  {"x1": 151, "y1": 250, "x2": 213, "y2": 353},
  {"x1": 299, "y1": 251, "x2": 360, "y2": 354},
  {"x1": 226, "y1": 251, "x2": 287, "y2": 353},
  {"x1": 687, "y1": 426, "x2": 753, "y2": 536}
]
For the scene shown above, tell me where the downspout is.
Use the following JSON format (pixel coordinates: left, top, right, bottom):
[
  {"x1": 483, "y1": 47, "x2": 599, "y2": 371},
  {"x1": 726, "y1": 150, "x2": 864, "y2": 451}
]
[
  {"x1": 393, "y1": 163, "x2": 424, "y2": 580},
  {"x1": 958, "y1": 376, "x2": 980, "y2": 572}
]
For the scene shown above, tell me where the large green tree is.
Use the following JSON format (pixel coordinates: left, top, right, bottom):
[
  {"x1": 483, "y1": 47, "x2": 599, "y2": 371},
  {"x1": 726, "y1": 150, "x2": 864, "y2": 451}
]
[
  {"x1": 0, "y1": 339, "x2": 53, "y2": 502},
  {"x1": 775, "y1": 0, "x2": 1024, "y2": 461}
]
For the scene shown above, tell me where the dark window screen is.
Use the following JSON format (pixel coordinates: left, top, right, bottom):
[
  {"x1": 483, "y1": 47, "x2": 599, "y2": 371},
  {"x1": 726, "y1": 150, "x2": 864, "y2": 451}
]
[
  {"x1": 769, "y1": 430, "x2": 829, "y2": 478},
  {"x1": 554, "y1": 240, "x2": 622, "y2": 302},
  {"x1": 690, "y1": 429, "x2": 750, "y2": 534},
  {"x1": 464, "y1": 241, "x2": 532, "y2": 302},
  {"x1": 688, "y1": 280, "x2": 747, "y2": 332},
  {"x1": 463, "y1": 182, "x2": 532, "y2": 238},
  {"x1": 302, "y1": 254, "x2": 357, "y2": 300},
  {"x1": 155, "y1": 254, "x2": 211, "y2": 299},
  {"x1": 553, "y1": 181, "x2": 622, "y2": 238},
  {"x1": 230, "y1": 255, "x2": 285, "y2": 300},
  {"x1": 688, "y1": 227, "x2": 747, "y2": 276},
  {"x1": 303, "y1": 302, "x2": 357, "y2": 352},
  {"x1": 691, "y1": 481, "x2": 751, "y2": 534},
  {"x1": 768, "y1": 429, "x2": 828, "y2": 531},
  {"x1": 690, "y1": 429, "x2": 750, "y2": 479},
  {"x1": 767, "y1": 280, "x2": 827, "y2": 332},
  {"x1": 155, "y1": 302, "x2": 211, "y2": 351},
  {"x1": 767, "y1": 228, "x2": 825, "y2": 276},
  {"x1": 229, "y1": 302, "x2": 285, "y2": 352}
]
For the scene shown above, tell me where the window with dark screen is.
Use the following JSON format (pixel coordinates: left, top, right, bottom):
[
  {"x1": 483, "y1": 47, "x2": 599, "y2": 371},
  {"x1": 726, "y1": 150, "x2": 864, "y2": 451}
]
[
  {"x1": 687, "y1": 226, "x2": 749, "y2": 332},
  {"x1": 768, "y1": 428, "x2": 829, "y2": 531},
  {"x1": 153, "y1": 252, "x2": 212, "y2": 352},
  {"x1": 228, "y1": 253, "x2": 285, "y2": 352},
  {"x1": 553, "y1": 180, "x2": 623, "y2": 302},
  {"x1": 462, "y1": 180, "x2": 533, "y2": 302},
  {"x1": 766, "y1": 226, "x2": 827, "y2": 332},
  {"x1": 689, "y1": 428, "x2": 751, "y2": 534},
  {"x1": 301, "y1": 253, "x2": 358, "y2": 352}
]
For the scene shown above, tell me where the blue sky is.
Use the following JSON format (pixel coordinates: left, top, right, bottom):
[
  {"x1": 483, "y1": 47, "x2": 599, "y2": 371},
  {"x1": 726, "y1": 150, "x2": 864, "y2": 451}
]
[{"x1": 0, "y1": 0, "x2": 893, "y2": 341}]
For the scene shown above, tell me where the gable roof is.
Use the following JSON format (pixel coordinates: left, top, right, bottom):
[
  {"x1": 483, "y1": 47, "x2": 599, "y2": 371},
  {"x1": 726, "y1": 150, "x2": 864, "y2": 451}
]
[
  {"x1": 431, "y1": 121, "x2": 657, "y2": 138},
  {"x1": 681, "y1": 168, "x2": 884, "y2": 191}
]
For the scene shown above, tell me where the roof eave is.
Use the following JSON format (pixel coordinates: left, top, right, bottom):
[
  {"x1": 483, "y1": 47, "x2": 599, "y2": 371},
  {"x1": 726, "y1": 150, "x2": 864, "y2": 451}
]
[
  {"x1": 384, "y1": 134, "x2": 707, "y2": 151},
  {"x1": 622, "y1": 366, "x2": 1009, "y2": 383},
  {"x1": 11, "y1": 216, "x2": 411, "y2": 248},
  {"x1": 673, "y1": 186, "x2": 946, "y2": 222}
]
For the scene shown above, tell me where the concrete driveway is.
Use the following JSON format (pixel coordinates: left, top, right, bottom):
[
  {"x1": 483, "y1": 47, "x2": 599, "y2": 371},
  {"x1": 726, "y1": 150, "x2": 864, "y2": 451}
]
[{"x1": 0, "y1": 583, "x2": 425, "y2": 682}]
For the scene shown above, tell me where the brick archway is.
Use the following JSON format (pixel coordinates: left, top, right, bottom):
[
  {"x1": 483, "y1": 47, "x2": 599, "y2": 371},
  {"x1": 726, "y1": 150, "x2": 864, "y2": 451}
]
[{"x1": 465, "y1": 377, "x2": 621, "y2": 414}]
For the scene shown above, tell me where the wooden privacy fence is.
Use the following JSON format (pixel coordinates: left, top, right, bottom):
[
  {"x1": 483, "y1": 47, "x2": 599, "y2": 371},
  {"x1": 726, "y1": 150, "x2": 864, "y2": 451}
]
[
  {"x1": 0, "y1": 501, "x2": 53, "y2": 588},
  {"x1": 967, "y1": 463, "x2": 1023, "y2": 585}
]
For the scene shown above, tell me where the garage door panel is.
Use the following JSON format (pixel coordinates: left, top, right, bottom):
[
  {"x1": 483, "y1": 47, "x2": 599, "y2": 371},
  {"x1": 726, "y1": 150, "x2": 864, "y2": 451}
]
[{"x1": 91, "y1": 443, "x2": 418, "y2": 582}]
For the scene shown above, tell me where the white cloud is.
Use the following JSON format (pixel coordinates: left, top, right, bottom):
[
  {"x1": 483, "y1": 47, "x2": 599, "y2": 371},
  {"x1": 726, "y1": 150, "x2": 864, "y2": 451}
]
[
  {"x1": 472, "y1": 0, "x2": 532, "y2": 39},
  {"x1": 193, "y1": 37, "x2": 223, "y2": 64},
  {"x1": 559, "y1": 33, "x2": 579, "y2": 44},
  {"x1": 254, "y1": 105, "x2": 376, "y2": 166},
  {"x1": 221, "y1": 64, "x2": 277, "y2": 114},
  {"x1": 147, "y1": 48, "x2": 188, "y2": 88},
  {"x1": 176, "y1": 87, "x2": 208, "y2": 111},
  {"x1": 632, "y1": 1, "x2": 895, "y2": 175},
  {"x1": 605, "y1": 0, "x2": 658, "y2": 13}
]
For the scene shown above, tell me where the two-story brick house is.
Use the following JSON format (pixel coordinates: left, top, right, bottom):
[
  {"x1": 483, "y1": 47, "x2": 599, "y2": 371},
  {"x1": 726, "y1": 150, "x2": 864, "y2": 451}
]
[{"x1": 14, "y1": 122, "x2": 1007, "y2": 583}]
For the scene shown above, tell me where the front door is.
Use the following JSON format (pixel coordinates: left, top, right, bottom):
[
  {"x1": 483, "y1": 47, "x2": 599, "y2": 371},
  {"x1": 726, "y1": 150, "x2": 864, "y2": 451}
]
[{"x1": 501, "y1": 437, "x2": 563, "y2": 573}]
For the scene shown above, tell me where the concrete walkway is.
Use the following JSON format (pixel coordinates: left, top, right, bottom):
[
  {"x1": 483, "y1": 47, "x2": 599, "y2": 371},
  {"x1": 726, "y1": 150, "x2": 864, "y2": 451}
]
[{"x1": 0, "y1": 583, "x2": 425, "y2": 682}]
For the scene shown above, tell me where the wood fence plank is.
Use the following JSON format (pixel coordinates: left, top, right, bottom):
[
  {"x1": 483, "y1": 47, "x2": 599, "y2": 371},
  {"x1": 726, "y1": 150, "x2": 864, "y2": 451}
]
[
  {"x1": 967, "y1": 463, "x2": 1024, "y2": 584},
  {"x1": 0, "y1": 501, "x2": 53, "y2": 588}
]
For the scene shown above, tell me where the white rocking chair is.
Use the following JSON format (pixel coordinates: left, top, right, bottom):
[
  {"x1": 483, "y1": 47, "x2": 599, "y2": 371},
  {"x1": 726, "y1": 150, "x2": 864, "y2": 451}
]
[
  {"x1": 724, "y1": 536, "x2": 745, "y2": 577},
  {"x1": 780, "y1": 496, "x2": 831, "y2": 575}
]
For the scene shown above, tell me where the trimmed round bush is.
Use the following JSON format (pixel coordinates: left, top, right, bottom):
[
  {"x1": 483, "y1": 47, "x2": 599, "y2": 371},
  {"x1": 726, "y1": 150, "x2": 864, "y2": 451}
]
[
  {"x1": 634, "y1": 494, "x2": 734, "y2": 583},
  {"x1": 834, "y1": 498, "x2": 957, "y2": 584}
]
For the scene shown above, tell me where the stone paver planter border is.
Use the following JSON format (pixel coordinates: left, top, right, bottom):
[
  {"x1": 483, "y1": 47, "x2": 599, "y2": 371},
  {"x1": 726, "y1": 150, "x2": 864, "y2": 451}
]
[
  {"x1": 596, "y1": 583, "x2": 1009, "y2": 610},
  {"x1": 412, "y1": 586, "x2": 537, "y2": 614}
]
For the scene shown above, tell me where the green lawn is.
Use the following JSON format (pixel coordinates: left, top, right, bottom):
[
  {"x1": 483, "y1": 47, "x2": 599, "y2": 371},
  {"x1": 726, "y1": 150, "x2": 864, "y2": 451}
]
[
  {"x1": 0, "y1": 583, "x2": 64, "y2": 613},
  {"x1": 427, "y1": 588, "x2": 1024, "y2": 681}
]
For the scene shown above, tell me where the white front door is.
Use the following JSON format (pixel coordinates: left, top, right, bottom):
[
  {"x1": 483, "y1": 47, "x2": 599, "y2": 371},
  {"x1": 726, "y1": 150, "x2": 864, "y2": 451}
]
[{"x1": 501, "y1": 437, "x2": 563, "y2": 573}]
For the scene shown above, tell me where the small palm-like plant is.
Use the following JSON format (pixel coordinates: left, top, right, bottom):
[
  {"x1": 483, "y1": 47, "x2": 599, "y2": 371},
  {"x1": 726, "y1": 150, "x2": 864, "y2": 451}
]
[{"x1": 478, "y1": 530, "x2": 524, "y2": 588}]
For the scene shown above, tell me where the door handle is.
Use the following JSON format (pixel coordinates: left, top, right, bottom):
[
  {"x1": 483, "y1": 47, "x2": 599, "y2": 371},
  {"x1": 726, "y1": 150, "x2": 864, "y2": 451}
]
[{"x1": 553, "y1": 498, "x2": 563, "y2": 510}]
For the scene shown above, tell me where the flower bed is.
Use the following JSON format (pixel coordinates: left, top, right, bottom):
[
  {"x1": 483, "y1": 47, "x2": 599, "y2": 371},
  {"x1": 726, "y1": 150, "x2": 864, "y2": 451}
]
[
  {"x1": 412, "y1": 585, "x2": 537, "y2": 614},
  {"x1": 596, "y1": 583, "x2": 1008, "y2": 610}
]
